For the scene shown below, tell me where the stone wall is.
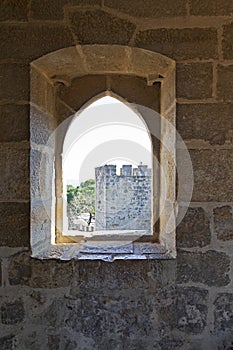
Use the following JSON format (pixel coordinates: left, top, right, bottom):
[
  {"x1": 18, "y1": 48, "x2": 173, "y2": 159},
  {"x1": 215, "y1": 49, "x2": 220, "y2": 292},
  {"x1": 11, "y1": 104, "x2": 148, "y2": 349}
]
[
  {"x1": 0, "y1": 1, "x2": 233, "y2": 349},
  {"x1": 95, "y1": 164, "x2": 151, "y2": 231}
]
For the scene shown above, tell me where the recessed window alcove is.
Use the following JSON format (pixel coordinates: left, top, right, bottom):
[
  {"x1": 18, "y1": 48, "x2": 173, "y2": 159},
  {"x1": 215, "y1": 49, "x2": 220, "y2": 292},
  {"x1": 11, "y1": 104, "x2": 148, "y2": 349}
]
[
  {"x1": 30, "y1": 45, "x2": 176, "y2": 260},
  {"x1": 63, "y1": 95, "x2": 153, "y2": 236}
]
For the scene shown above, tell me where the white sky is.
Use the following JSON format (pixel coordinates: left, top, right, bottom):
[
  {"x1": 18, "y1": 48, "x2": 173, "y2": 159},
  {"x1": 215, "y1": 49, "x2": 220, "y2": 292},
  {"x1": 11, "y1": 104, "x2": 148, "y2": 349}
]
[{"x1": 63, "y1": 96, "x2": 152, "y2": 186}]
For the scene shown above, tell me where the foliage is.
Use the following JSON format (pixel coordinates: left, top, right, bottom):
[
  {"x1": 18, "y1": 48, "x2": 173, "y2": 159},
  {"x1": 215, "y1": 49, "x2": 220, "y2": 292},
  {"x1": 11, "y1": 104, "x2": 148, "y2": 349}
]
[{"x1": 67, "y1": 180, "x2": 95, "y2": 224}]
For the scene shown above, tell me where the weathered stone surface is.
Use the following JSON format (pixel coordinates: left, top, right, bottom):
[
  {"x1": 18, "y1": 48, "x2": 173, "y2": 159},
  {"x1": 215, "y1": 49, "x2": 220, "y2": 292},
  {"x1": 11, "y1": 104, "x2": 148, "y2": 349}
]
[
  {"x1": 30, "y1": 0, "x2": 68, "y2": 20},
  {"x1": 30, "y1": 149, "x2": 54, "y2": 200},
  {"x1": 177, "y1": 103, "x2": 233, "y2": 145},
  {"x1": 217, "y1": 64, "x2": 233, "y2": 101},
  {"x1": 214, "y1": 293, "x2": 233, "y2": 333},
  {"x1": 177, "y1": 149, "x2": 233, "y2": 202},
  {"x1": 30, "y1": 106, "x2": 56, "y2": 146},
  {"x1": 214, "y1": 206, "x2": 233, "y2": 241},
  {"x1": 0, "y1": 63, "x2": 29, "y2": 101},
  {"x1": 175, "y1": 286, "x2": 208, "y2": 334},
  {"x1": 30, "y1": 149, "x2": 41, "y2": 200},
  {"x1": 72, "y1": 260, "x2": 175, "y2": 294},
  {"x1": 0, "y1": 202, "x2": 29, "y2": 247},
  {"x1": 135, "y1": 28, "x2": 218, "y2": 60},
  {"x1": 68, "y1": 9, "x2": 136, "y2": 45},
  {"x1": 95, "y1": 164, "x2": 151, "y2": 231},
  {"x1": 176, "y1": 62, "x2": 213, "y2": 99},
  {"x1": 109, "y1": 75, "x2": 160, "y2": 111},
  {"x1": 31, "y1": 201, "x2": 51, "y2": 246},
  {"x1": 1, "y1": 299, "x2": 25, "y2": 325},
  {"x1": 177, "y1": 251, "x2": 230, "y2": 286},
  {"x1": 0, "y1": 24, "x2": 74, "y2": 62},
  {"x1": 77, "y1": 293, "x2": 157, "y2": 338},
  {"x1": 160, "y1": 287, "x2": 208, "y2": 334},
  {"x1": 8, "y1": 252, "x2": 72, "y2": 288},
  {"x1": 59, "y1": 75, "x2": 107, "y2": 111},
  {"x1": 48, "y1": 335, "x2": 60, "y2": 350},
  {"x1": 29, "y1": 299, "x2": 67, "y2": 328},
  {"x1": 0, "y1": 335, "x2": 14, "y2": 350},
  {"x1": 71, "y1": 0, "x2": 101, "y2": 4},
  {"x1": 222, "y1": 22, "x2": 233, "y2": 60},
  {"x1": 8, "y1": 252, "x2": 31, "y2": 286},
  {"x1": 0, "y1": 0, "x2": 29, "y2": 21},
  {"x1": 83, "y1": 45, "x2": 129, "y2": 74},
  {"x1": 190, "y1": 0, "x2": 233, "y2": 16},
  {"x1": 0, "y1": 144, "x2": 29, "y2": 201},
  {"x1": 158, "y1": 335, "x2": 185, "y2": 350},
  {"x1": 177, "y1": 207, "x2": 211, "y2": 248},
  {"x1": 0, "y1": 104, "x2": 29, "y2": 142},
  {"x1": 104, "y1": 0, "x2": 187, "y2": 18}
]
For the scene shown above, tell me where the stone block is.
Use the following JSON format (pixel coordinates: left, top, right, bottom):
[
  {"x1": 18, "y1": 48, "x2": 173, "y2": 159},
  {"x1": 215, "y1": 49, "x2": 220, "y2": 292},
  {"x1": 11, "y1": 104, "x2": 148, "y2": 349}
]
[
  {"x1": 0, "y1": 104, "x2": 29, "y2": 142},
  {"x1": 0, "y1": 143, "x2": 29, "y2": 201},
  {"x1": 177, "y1": 250, "x2": 230, "y2": 286},
  {"x1": 214, "y1": 293, "x2": 233, "y2": 332},
  {"x1": 30, "y1": 149, "x2": 54, "y2": 200},
  {"x1": 59, "y1": 74, "x2": 107, "y2": 111},
  {"x1": 68, "y1": 9, "x2": 136, "y2": 45},
  {"x1": 109, "y1": 75, "x2": 160, "y2": 111},
  {"x1": 8, "y1": 252, "x2": 72, "y2": 288},
  {"x1": 222, "y1": 22, "x2": 233, "y2": 59},
  {"x1": 177, "y1": 149, "x2": 233, "y2": 202},
  {"x1": 0, "y1": 24, "x2": 74, "y2": 63},
  {"x1": 8, "y1": 252, "x2": 31, "y2": 286},
  {"x1": 30, "y1": 0, "x2": 68, "y2": 20},
  {"x1": 190, "y1": 0, "x2": 233, "y2": 16},
  {"x1": 177, "y1": 207, "x2": 211, "y2": 248},
  {"x1": 71, "y1": 260, "x2": 175, "y2": 297},
  {"x1": 78, "y1": 293, "x2": 157, "y2": 338},
  {"x1": 176, "y1": 62, "x2": 213, "y2": 99},
  {"x1": 214, "y1": 206, "x2": 233, "y2": 241},
  {"x1": 217, "y1": 64, "x2": 233, "y2": 101},
  {"x1": 135, "y1": 28, "x2": 218, "y2": 61},
  {"x1": 0, "y1": 336, "x2": 14, "y2": 350},
  {"x1": 104, "y1": 0, "x2": 187, "y2": 18},
  {"x1": 83, "y1": 45, "x2": 128, "y2": 74},
  {"x1": 0, "y1": 0, "x2": 29, "y2": 21},
  {"x1": 1, "y1": 299, "x2": 25, "y2": 325},
  {"x1": 0, "y1": 202, "x2": 29, "y2": 247},
  {"x1": 73, "y1": 260, "x2": 143, "y2": 293},
  {"x1": 177, "y1": 103, "x2": 233, "y2": 145},
  {"x1": 0, "y1": 63, "x2": 29, "y2": 101},
  {"x1": 160, "y1": 286, "x2": 208, "y2": 334},
  {"x1": 31, "y1": 201, "x2": 51, "y2": 246},
  {"x1": 30, "y1": 106, "x2": 56, "y2": 146}
]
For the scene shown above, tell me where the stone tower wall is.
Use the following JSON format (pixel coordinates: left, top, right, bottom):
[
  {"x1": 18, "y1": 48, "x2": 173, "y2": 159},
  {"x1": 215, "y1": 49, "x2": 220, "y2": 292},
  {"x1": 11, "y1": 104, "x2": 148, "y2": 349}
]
[{"x1": 95, "y1": 165, "x2": 151, "y2": 231}]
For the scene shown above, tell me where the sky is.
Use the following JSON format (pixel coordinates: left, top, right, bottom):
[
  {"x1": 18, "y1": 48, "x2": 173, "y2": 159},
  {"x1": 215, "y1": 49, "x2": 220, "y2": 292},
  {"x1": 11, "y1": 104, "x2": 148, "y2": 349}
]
[{"x1": 63, "y1": 96, "x2": 152, "y2": 186}]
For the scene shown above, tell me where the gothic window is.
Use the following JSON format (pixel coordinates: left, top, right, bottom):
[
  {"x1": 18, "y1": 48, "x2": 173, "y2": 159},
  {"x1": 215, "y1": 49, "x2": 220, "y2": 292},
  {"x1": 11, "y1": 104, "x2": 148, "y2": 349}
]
[
  {"x1": 63, "y1": 96, "x2": 153, "y2": 238},
  {"x1": 30, "y1": 45, "x2": 177, "y2": 260}
]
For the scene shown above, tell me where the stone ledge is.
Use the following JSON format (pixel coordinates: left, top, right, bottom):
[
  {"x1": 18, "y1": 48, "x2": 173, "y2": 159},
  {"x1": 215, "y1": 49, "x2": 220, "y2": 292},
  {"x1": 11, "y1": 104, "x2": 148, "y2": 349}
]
[{"x1": 31, "y1": 242, "x2": 175, "y2": 261}]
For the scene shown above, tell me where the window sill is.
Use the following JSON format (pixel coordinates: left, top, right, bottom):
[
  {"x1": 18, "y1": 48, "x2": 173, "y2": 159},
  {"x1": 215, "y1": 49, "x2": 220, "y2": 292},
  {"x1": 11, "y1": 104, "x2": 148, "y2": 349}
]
[{"x1": 31, "y1": 241, "x2": 176, "y2": 261}]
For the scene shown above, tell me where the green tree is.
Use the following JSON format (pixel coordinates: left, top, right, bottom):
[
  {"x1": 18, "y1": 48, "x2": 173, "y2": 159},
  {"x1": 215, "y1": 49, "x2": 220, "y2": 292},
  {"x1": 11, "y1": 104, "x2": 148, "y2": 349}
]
[{"x1": 67, "y1": 180, "x2": 95, "y2": 225}]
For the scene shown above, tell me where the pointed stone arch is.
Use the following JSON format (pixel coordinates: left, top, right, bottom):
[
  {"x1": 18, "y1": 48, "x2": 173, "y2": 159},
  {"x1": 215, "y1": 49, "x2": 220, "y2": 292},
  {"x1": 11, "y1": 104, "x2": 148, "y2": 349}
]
[{"x1": 30, "y1": 45, "x2": 176, "y2": 260}]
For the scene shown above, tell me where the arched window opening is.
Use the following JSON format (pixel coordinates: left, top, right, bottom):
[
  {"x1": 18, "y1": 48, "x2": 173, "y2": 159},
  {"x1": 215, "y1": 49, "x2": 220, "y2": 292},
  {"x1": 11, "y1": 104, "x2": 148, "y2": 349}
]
[
  {"x1": 62, "y1": 96, "x2": 153, "y2": 238},
  {"x1": 30, "y1": 44, "x2": 177, "y2": 260}
]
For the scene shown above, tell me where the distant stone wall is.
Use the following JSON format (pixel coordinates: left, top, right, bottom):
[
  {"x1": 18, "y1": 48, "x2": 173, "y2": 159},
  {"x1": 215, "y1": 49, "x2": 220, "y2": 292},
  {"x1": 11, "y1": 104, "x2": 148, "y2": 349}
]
[{"x1": 95, "y1": 164, "x2": 151, "y2": 230}]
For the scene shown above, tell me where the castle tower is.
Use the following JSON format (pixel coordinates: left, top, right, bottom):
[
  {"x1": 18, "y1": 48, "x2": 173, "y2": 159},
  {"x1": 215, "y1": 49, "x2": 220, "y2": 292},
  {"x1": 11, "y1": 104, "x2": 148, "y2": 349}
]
[{"x1": 95, "y1": 164, "x2": 152, "y2": 231}]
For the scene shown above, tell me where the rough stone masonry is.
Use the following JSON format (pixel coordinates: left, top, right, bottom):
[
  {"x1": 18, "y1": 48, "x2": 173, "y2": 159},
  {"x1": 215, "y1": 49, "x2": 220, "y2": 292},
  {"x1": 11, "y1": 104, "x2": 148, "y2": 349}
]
[
  {"x1": 95, "y1": 164, "x2": 152, "y2": 231},
  {"x1": 0, "y1": 0, "x2": 233, "y2": 349}
]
